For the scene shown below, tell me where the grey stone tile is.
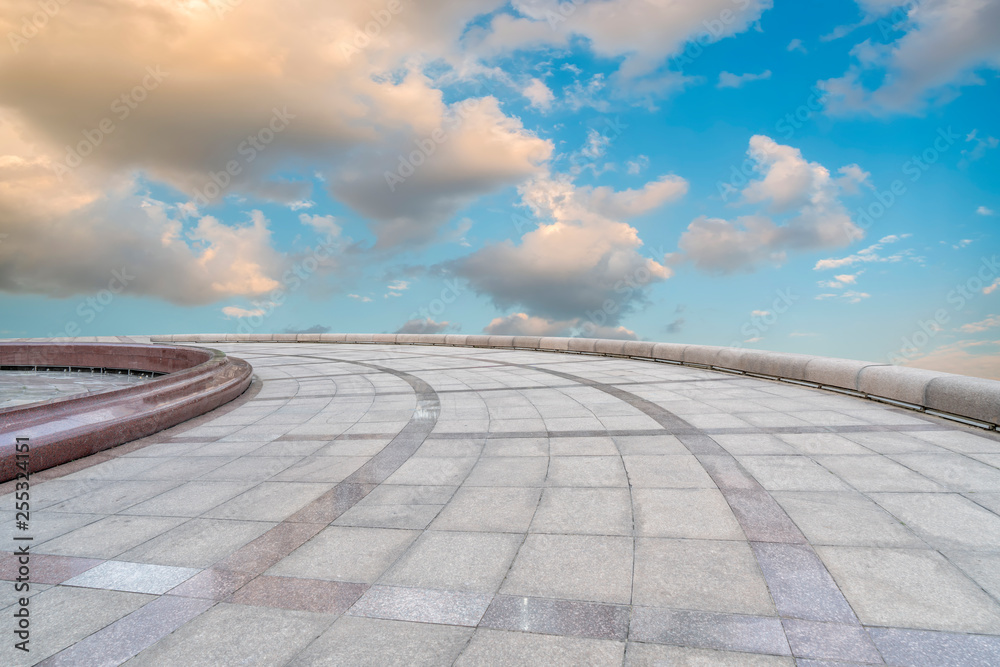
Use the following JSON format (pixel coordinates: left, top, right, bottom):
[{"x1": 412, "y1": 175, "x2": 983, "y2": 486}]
[
  {"x1": 776, "y1": 433, "x2": 874, "y2": 456},
  {"x1": 711, "y1": 434, "x2": 798, "y2": 456},
  {"x1": 772, "y1": 491, "x2": 923, "y2": 548},
  {"x1": 622, "y1": 454, "x2": 717, "y2": 488},
  {"x1": 868, "y1": 626, "x2": 1000, "y2": 667},
  {"x1": 816, "y1": 455, "x2": 943, "y2": 492},
  {"x1": 35, "y1": 515, "x2": 188, "y2": 559},
  {"x1": 722, "y1": 488, "x2": 806, "y2": 544},
  {"x1": 624, "y1": 643, "x2": 795, "y2": 666},
  {"x1": 872, "y1": 492, "x2": 1000, "y2": 551},
  {"x1": 817, "y1": 545, "x2": 1000, "y2": 633},
  {"x1": 270, "y1": 456, "x2": 368, "y2": 483},
  {"x1": 414, "y1": 439, "x2": 483, "y2": 457},
  {"x1": 455, "y1": 628, "x2": 625, "y2": 666},
  {"x1": 530, "y1": 487, "x2": 632, "y2": 536},
  {"x1": 11, "y1": 512, "x2": 101, "y2": 546},
  {"x1": 356, "y1": 484, "x2": 456, "y2": 506},
  {"x1": 202, "y1": 482, "x2": 331, "y2": 522},
  {"x1": 333, "y1": 503, "x2": 444, "y2": 529},
  {"x1": 384, "y1": 456, "x2": 479, "y2": 486},
  {"x1": 546, "y1": 456, "x2": 629, "y2": 487},
  {"x1": 908, "y1": 429, "x2": 1000, "y2": 454},
  {"x1": 889, "y1": 454, "x2": 1000, "y2": 491},
  {"x1": 549, "y1": 436, "x2": 620, "y2": 456},
  {"x1": 198, "y1": 456, "x2": 301, "y2": 482},
  {"x1": 501, "y1": 534, "x2": 633, "y2": 604},
  {"x1": 481, "y1": 437, "x2": 548, "y2": 456},
  {"x1": 132, "y1": 456, "x2": 237, "y2": 480},
  {"x1": 752, "y1": 543, "x2": 857, "y2": 623},
  {"x1": 44, "y1": 480, "x2": 184, "y2": 514},
  {"x1": 481, "y1": 594, "x2": 629, "y2": 641},
  {"x1": 292, "y1": 615, "x2": 472, "y2": 666},
  {"x1": 117, "y1": 518, "x2": 274, "y2": 567},
  {"x1": 0, "y1": 586, "x2": 151, "y2": 666},
  {"x1": 379, "y1": 530, "x2": 522, "y2": 593},
  {"x1": 612, "y1": 434, "x2": 689, "y2": 455},
  {"x1": 63, "y1": 560, "x2": 198, "y2": 594},
  {"x1": 842, "y1": 431, "x2": 946, "y2": 454},
  {"x1": 781, "y1": 619, "x2": 882, "y2": 664},
  {"x1": 431, "y1": 487, "x2": 540, "y2": 532},
  {"x1": 463, "y1": 456, "x2": 549, "y2": 487},
  {"x1": 127, "y1": 602, "x2": 333, "y2": 666},
  {"x1": 737, "y1": 456, "x2": 851, "y2": 492},
  {"x1": 946, "y1": 551, "x2": 1000, "y2": 600},
  {"x1": 632, "y1": 488, "x2": 743, "y2": 539},
  {"x1": 632, "y1": 538, "x2": 774, "y2": 615},
  {"x1": 348, "y1": 585, "x2": 491, "y2": 626},
  {"x1": 629, "y1": 607, "x2": 790, "y2": 656},
  {"x1": 968, "y1": 492, "x2": 1000, "y2": 515},
  {"x1": 267, "y1": 526, "x2": 419, "y2": 583},
  {"x1": 119, "y1": 481, "x2": 256, "y2": 517}
]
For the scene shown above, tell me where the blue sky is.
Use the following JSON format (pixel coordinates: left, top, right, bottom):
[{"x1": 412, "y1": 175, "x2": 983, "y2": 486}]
[{"x1": 1, "y1": 0, "x2": 998, "y2": 377}]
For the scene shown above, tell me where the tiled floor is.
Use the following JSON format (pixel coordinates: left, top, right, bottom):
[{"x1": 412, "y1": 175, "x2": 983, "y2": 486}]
[{"x1": 3, "y1": 341, "x2": 1000, "y2": 665}]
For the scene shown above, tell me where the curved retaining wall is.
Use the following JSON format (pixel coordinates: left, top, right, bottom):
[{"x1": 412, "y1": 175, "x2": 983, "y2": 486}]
[
  {"x1": 0, "y1": 343, "x2": 253, "y2": 480},
  {"x1": 150, "y1": 333, "x2": 999, "y2": 431}
]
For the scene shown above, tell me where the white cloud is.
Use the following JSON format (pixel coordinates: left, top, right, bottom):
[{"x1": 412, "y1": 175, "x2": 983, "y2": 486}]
[
  {"x1": 522, "y1": 78, "x2": 555, "y2": 110},
  {"x1": 451, "y1": 172, "x2": 679, "y2": 323},
  {"x1": 815, "y1": 290, "x2": 871, "y2": 304},
  {"x1": 626, "y1": 155, "x2": 650, "y2": 175},
  {"x1": 484, "y1": 313, "x2": 575, "y2": 337},
  {"x1": 814, "y1": 234, "x2": 912, "y2": 270},
  {"x1": 985, "y1": 278, "x2": 1000, "y2": 295},
  {"x1": 977, "y1": 206, "x2": 996, "y2": 216},
  {"x1": 751, "y1": 310, "x2": 772, "y2": 317},
  {"x1": 396, "y1": 318, "x2": 457, "y2": 334},
  {"x1": 787, "y1": 38, "x2": 807, "y2": 54},
  {"x1": 673, "y1": 136, "x2": 866, "y2": 273},
  {"x1": 717, "y1": 70, "x2": 772, "y2": 89},
  {"x1": 347, "y1": 294, "x2": 372, "y2": 302},
  {"x1": 222, "y1": 305, "x2": 268, "y2": 319},
  {"x1": 959, "y1": 315, "x2": 1000, "y2": 333},
  {"x1": 821, "y1": 0, "x2": 1000, "y2": 115},
  {"x1": 960, "y1": 129, "x2": 999, "y2": 166}
]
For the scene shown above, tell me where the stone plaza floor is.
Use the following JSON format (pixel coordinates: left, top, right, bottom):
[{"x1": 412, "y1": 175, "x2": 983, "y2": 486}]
[{"x1": 2, "y1": 342, "x2": 1000, "y2": 665}]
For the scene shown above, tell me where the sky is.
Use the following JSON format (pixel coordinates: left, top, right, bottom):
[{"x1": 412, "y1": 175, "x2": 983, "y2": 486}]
[{"x1": 0, "y1": 0, "x2": 998, "y2": 378}]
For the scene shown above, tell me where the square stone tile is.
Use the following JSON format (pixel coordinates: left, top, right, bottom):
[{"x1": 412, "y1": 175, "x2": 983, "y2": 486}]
[
  {"x1": 480, "y1": 594, "x2": 630, "y2": 641},
  {"x1": 776, "y1": 433, "x2": 874, "y2": 456},
  {"x1": 431, "y1": 487, "x2": 540, "y2": 532},
  {"x1": 118, "y1": 481, "x2": 256, "y2": 517},
  {"x1": 530, "y1": 487, "x2": 632, "y2": 536},
  {"x1": 549, "y1": 437, "x2": 619, "y2": 456},
  {"x1": 348, "y1": 584, "x2": 491, "y2": 626},
  {"x1": 202, "y1": 482, "x2": 331, "y2": 522},
  {"x1": 752, "y1": 543, "x2": 857, "y2": 624},
  {"x1": 378, "y1": 530, "x2": 522, "y2": 593},
  {"x1": 63, "y1": 560, "x2": 198, "y2": 594},
  {"x1": 455, "y1": 628, "x2": 625, "y2": 666},
  {"x1": 127, "y1": 602, "x2": 334, "y2": 666},
  {"x1": 384, "y1": 457, "x2": 479, "y2": 486},
  {"x1": 782, "y1": 619, "x2": 882, "y2": 663},
  {"x1": 168, "y1": 567, "x2": 255, "y2": 600},
  {"x1": 132, "y1": 456, "x2": 237, "y2": 480},
  {"x1": 737, "y1": 457, "x2": 851, "y2": 492},
  {"x1": 816, "y1": 455, "x2": 943, "y2": 492},
  {"x1": 501, "y1": 534, "x2": 632, "y2": 604},
  {"x1": 624, "y1": 643, "x2": 794, "y2": 666},
  {"x1": 546, "y1": 456, "x2": 629, "y2": 487},
  {"x1": 0, "y1": 586, "x2": 152, "y2": 666},
  {"x1": 772, "y1": 491, "x2": 923, "y2": 548},
  {"x1": 711, "y1": 434, "x2": 798, "y2": 456},
  {"x1": 5, "y1": 511, "x2": 100, "y2": 546},
  {"x1": 629, "y1": 607, "x2": 790, "y2": 657},
  {"x1": 871, "y1": 492, "x2": 1000, "y2": 551},
  {"x1": 44, "y1": 480, "x2": 184, "y2": 514},
  {"x1": 946, "y1": 550, "x2": 1000, "y2": 600},
  {"x1": 841, "y1": 431, "x2": 946, "y2": 454},
  {"x1": 889, "y1": 454, "x2": 1000, "y2": 492},
  {"x1": 270, "y1": 456, "x2": 368, "y2": 483},
  {"x1": 266, "y1": 526, "x2": 419, "y2": 583},
  {"x1": 463, "y1": 456, "x2": 549, "y2": 486},
  {"x1": 292, "y1": 615, "x2": 472, "y2": 666},
  {"x1": 35, "y1": 515, "x2": 188, "y2": 559},
  {"x1": 0, "y1": 553, "x2": 102, "y2": 584},
  {"x1": 632, "y1": 538, "x2": 774, "y2": 615},
  {"x1": 198, "y1": 456, "x2": 301, "y2": 482},
  {"x1": 414, "y1": 439, "x2": 483, "y2": 457},
  {"x1": 868, "y1": 627, "x2": 1000, "y2": 667},
  {"x1": 357, "y1": 484, "x2": 456, "y2": 506},
  {"x1": 333, "y1": 503, "x2": 444, "y2": 529},
  {"x1": 632, "y1": 488, "x2": 743, "y2": 539},
  {"x1": 612, "y1": 435, "x2": 689, "y2": 455},
  {"x1": 117, "y1": 518, "x2": 275, "y2": 568},
  {"x1": 908, "y1": 429, "x2": 1000, "y2": 453},
  {"x1": 816, "y1": 546, "x2": 1000, "y2": 633},
  {"x1": 622, "y1": 455, "x2": 716, "y2": 488},
  {"x1": 481, "y1": 437, "x2": 548, "y2": 457},
  {"x1": 230, "y1": 575, "x2": 367, "y2": 614}
]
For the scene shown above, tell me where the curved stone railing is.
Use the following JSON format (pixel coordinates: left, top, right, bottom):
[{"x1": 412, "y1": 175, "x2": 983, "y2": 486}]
[
  {"x1": 149, "y1": 333, "x2": 1000, "y2": 431},
  {"x1": 0, "y1": 343, "x2": 253, "y2": 480}
]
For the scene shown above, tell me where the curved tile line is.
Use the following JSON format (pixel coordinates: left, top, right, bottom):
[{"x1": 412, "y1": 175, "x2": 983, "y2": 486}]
[{"x1": 446, "y1": 352, "x2": 885, "y2": 662}]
